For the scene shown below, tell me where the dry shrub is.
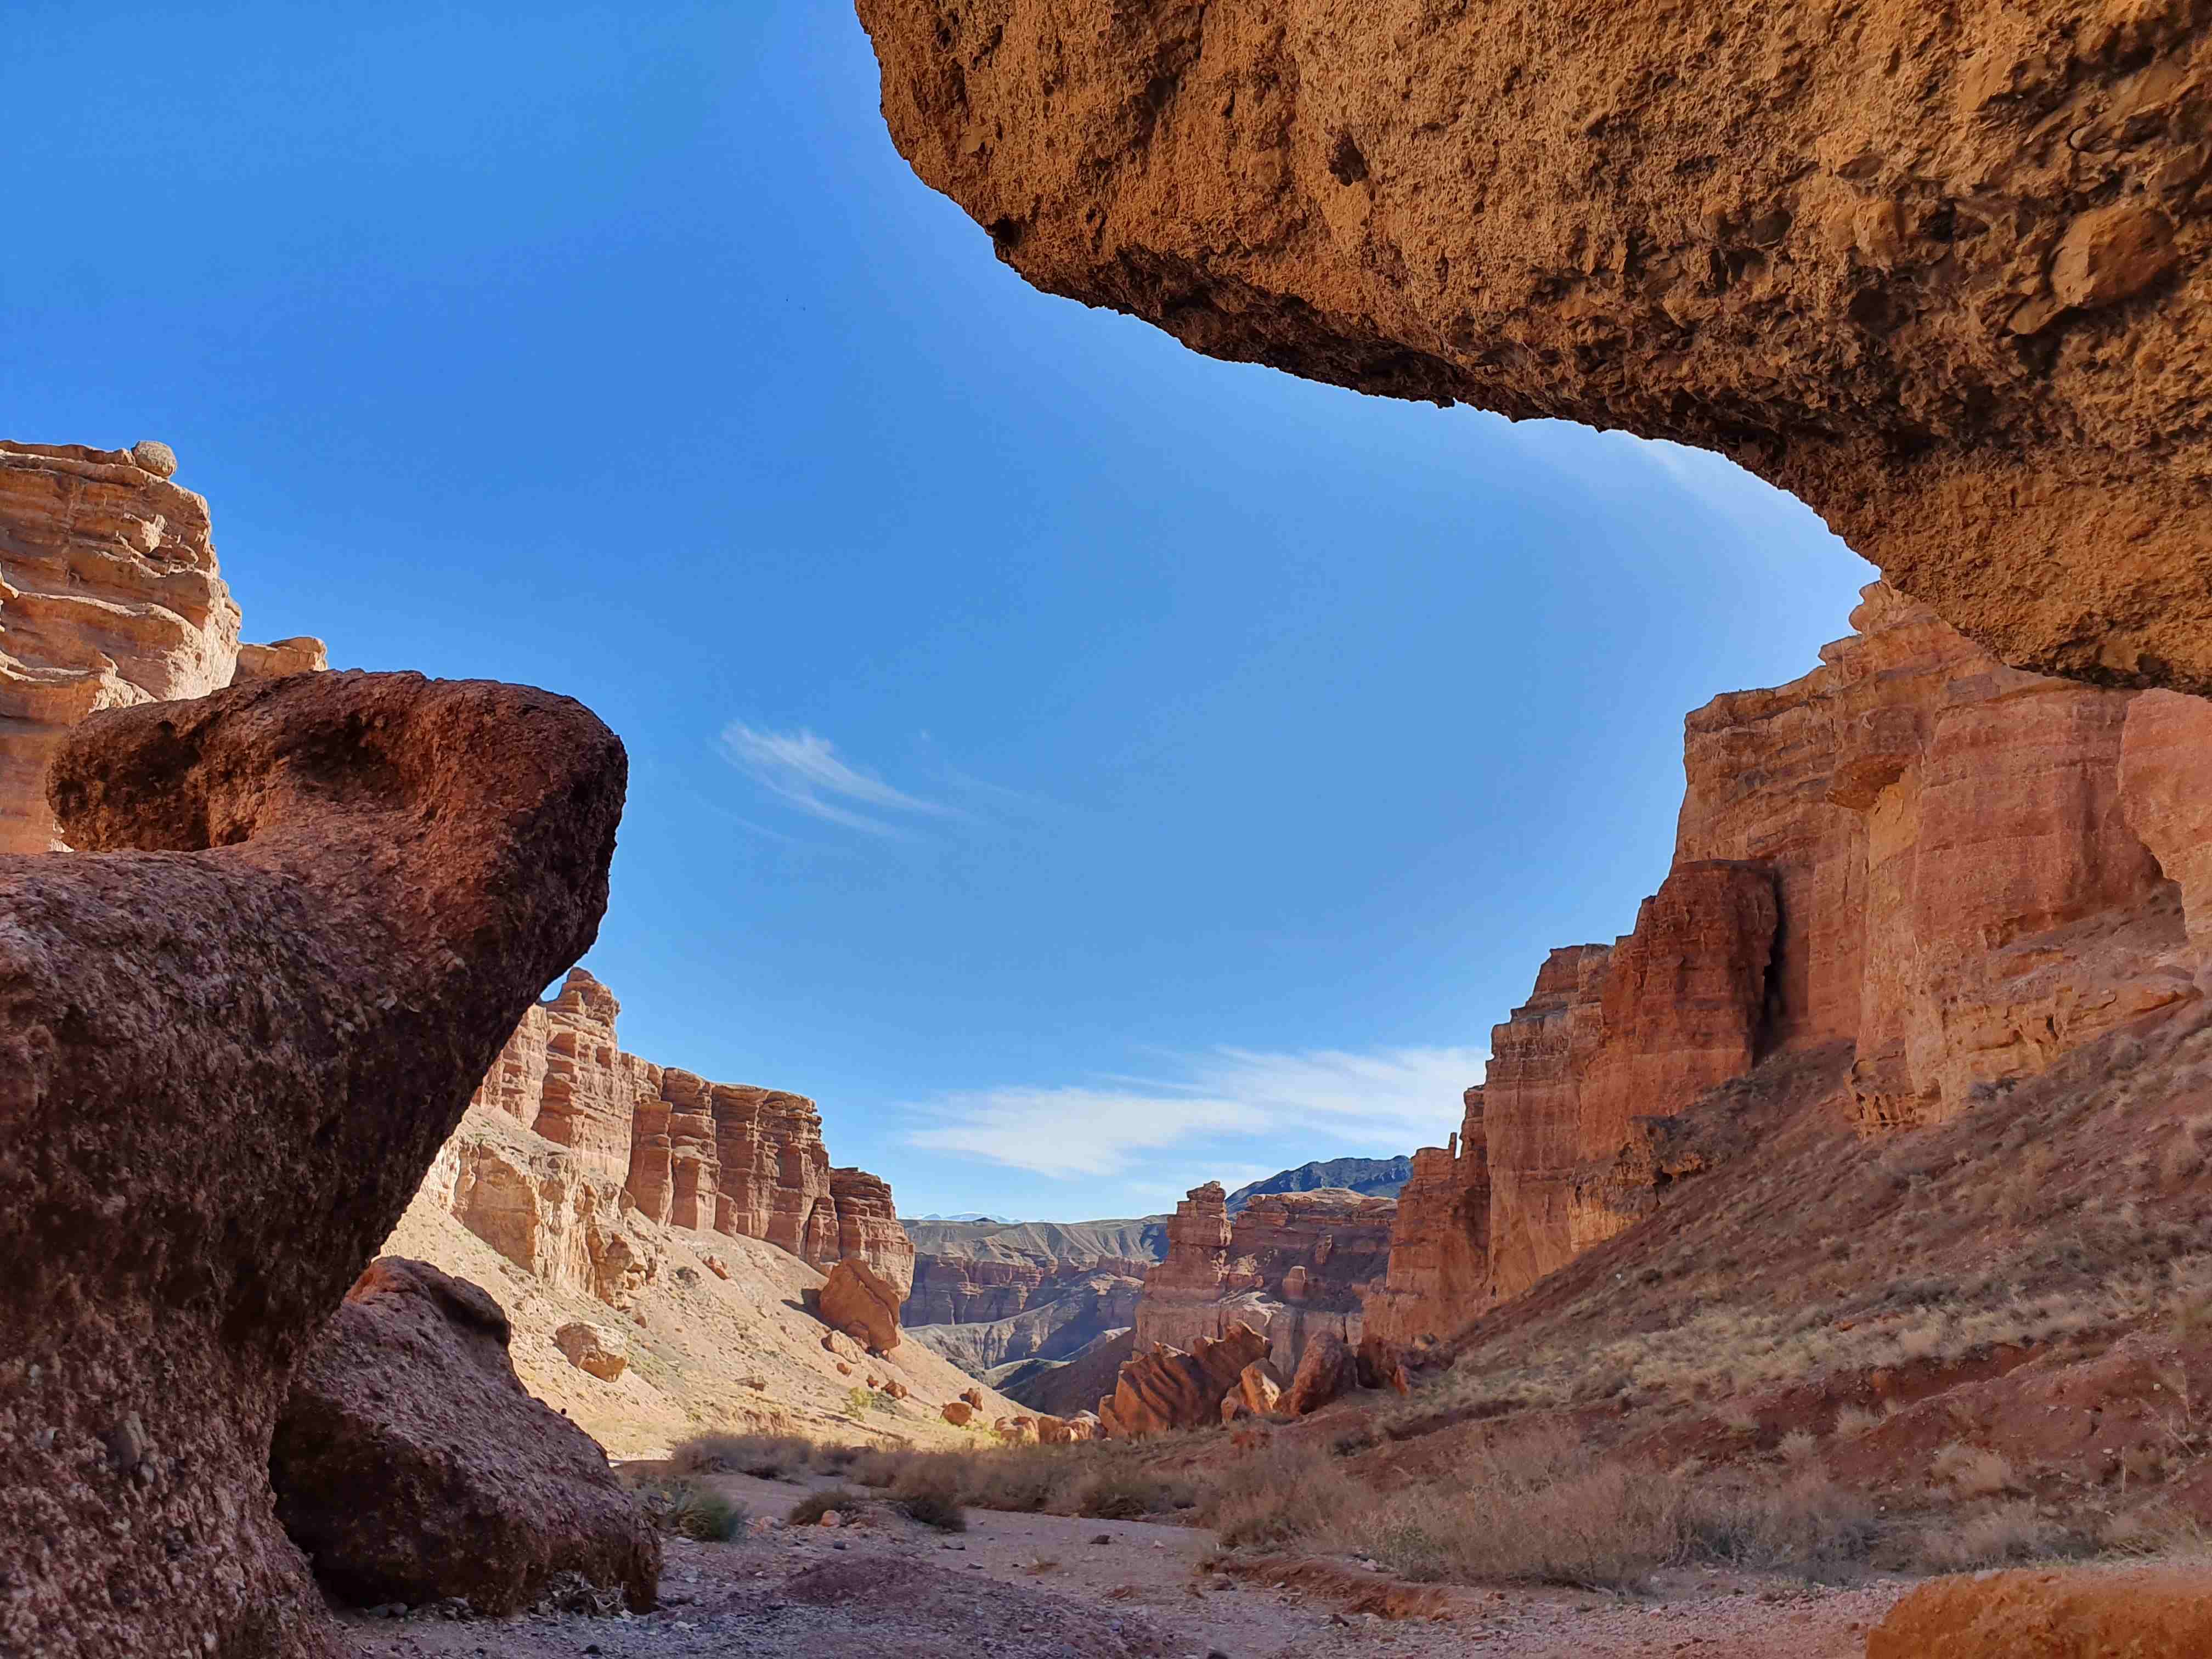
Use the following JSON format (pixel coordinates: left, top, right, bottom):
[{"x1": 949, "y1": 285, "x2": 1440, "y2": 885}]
[
  {"x1": 787, "y1": 1486, "x2": 868, "y2": 1527},
  {"x1": 1778, "y1": 1430, "x2": 1821, "y2": 1465},
  {"x1": 1914, "y1": 1500, "x2": 2076, "y2": 1571},
  {"x1": 1931, "y1": 1442, "x2": 2018, "y2": 1497},
  {"x1": 1194, "y1": 1441, "x2": 1365, "y2": 1549},
  {"x1": 2100, "y1": 1503, "x2": 2212, "y2": 1556},
  {"x1": 840, "y1": 1442, "x2": 1189, "y2": 1520},
  {"x1": 670, "y1": 1431, "x2": 813, "y2": 1482},
  {"x1": 890, "y1": 1464, "x2": 969, "y2": 1532},
  {"x1": 636, "y1": 1479, "x2": 747, "y2": 1542},
  {"x1": 1322, "y1": 1425, "x2": 1681, "y2": 1589},
  {"x1": 1832, "y1": 1404, "x2": 1882, "y2": 1438},
  {"x1": 1678, "y1": 1470, "x2": 1881, "y2": 1583}
]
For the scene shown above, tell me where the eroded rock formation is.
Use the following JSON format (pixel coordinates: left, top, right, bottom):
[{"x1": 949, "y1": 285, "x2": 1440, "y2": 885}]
[
  {"x1": 462, "y1": 969, "x2": 915, "y2": 1296},
  {"x1": 858, "y1": 0, "x2": 2212, "y2": 694},
  {"x1": 820, "y1": 1258, "x2": 904, "y2": 1355},
  {"x1": 272, "y1": 1259, "x2": 658, "y2": 1616},
  {"x1": 1134, "y1": 1181, "x2": 1395, "y2": 1378},
  {"x1": 0, "y1": 440, "x2": 323, "y2": 854},
  {"x1": 1370, "y1": 582, "x2": 2210, "y2": 1345},
  {"x1": 1097, "y1": 1322, "x2": 1271, "y2": 1438},
  {"x1": 0, "y1": 669, "x2": 625, "y2": 1659},
  {"x1": 1225, "y1": 1155, "x2": 1413, "y2": 1212}
]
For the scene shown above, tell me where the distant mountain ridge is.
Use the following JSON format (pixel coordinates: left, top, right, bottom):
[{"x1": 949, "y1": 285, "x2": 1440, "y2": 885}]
[{"x1": 1224, "y1": 1154, "x2": 1414, "y2": 1212}]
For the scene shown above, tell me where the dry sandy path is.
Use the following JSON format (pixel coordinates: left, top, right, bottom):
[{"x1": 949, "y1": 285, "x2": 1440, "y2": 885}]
[{"x1": 338, "y1": 1470, "x2": 1914, "y2": 1658}]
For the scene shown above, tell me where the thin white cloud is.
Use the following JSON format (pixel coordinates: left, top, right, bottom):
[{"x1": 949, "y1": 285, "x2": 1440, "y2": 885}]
[
  {"x1": 903, "y1": 1044, "x2": 1485, "y2": 1182},
  {"x1": 718, "y1": 722, "x2": 961, "y2": 836}
]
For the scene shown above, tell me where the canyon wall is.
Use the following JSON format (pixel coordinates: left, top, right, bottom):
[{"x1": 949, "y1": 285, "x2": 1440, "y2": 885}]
[
  {"x1": 901, "y1": 1216, "x2": 1163, "y2": 1376},
  {"x1": 1370, "y1": 582, "x2": 2212, "y2": 1347},
  {"x1": 1135, "y1": 1180, "x2": 1395, "y2": 1378},
  {"x1": 859, "y1": 0, "x2": 2212, "y2": 696},
  {"x1": 0, "y1": 439, "x2": 323, "y2": 851},
  {"x1": 461, "y1": 967, "x2": 916, "y2": 1297}
]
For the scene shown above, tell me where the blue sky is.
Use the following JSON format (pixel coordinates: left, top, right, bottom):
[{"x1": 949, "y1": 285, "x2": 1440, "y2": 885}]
[{"x1": 4, "y1": 4, "x2": 1874, "y2": 1219}]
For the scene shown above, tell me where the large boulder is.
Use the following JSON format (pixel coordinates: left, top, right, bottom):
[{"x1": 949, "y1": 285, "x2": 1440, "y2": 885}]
[
  {"x1": 554, "y1": 1320, "x2": 630, "y2": 1381},
  {"x1": 273, "y1": 1259, "x2": 658, "y2": 1614},
  {"x1": 0, "y1": 670, "x2": 626, "y2": 1659},
  {"x1": 1098, "y1": 1321, "x2": 1270, "y2": 1437},
  {"x1": 1283, "y1": 1330, "x2": 1359, "y2": 1417},
  {"x1": 820, "y1": 1256, "x2": 904, "y2": 1354}
]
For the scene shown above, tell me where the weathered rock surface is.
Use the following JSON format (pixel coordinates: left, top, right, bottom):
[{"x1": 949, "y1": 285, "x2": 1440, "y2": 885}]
[
  {"x1": 989, "y1": 1325, "x2": 1138, "y2": 1419},
  {"x1": 902, "y1": 1216, "x2": 1166, "y2": 1325},
  {"x1": 272, "y1": 1259, "x2": 658, "y2": 1615},
  {"x1": 858, "y1": 0, "x2": 2212, "y2": 695},
  {"x1": 909, "y1": 1271, "x2": 1145, "y2": 1372},
  {"x1": 1097, "y1": 1321, "x2": 1270, "y2": 1438},
  {"x1": 1372, "y1": 582, "x2": 2209, "y2": 1345},
  {"x1": 1134, "y1": 1181, "x2": 1395, "y2": 1379},
  {"x1": 820, "y1": 1257, "x2": 904, "y2": 1355},
  {"x1": 1363, "y1": 1091, "x2": 1489, "y2": 1352},
  {"x1": 464, "y1": 970, "x2": 915, "y2": 1295},
  {"x1": 0, "y1": 667, "x2": 625, "y2": 1659},
  {"x1": 1281, "y1": 1329, "x2": 1359, "y2": 1417},
  {"x1": 0, "y1": 441, "x2": 332, "y2": 854},
  {"x1": 1869, "y1": 1565, "x2": 2212, "y2": 1658},
  {"x1": 552, "y1": 1320, "x2": 630, "y2": 1382}
]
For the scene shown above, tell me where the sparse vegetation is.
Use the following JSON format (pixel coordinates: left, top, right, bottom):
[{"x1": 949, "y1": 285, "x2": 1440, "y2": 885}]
[
  {"x1": 787, "y1": 1486, "x2": 868, "y2": 1527},
  {"x1": 844, "y1": 1440, "x2": 1194, "y2": 1520},
  {"x1": 636, "y1": 1479, "x2": 746, "y2": 1542}
]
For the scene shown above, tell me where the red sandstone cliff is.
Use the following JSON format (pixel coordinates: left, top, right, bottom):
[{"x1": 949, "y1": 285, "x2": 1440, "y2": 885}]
[
  {"x1": 0, "y1": 440, "x2": 324, "y2": 852},
  {"x1": 1135, "y1": 1180, "x2": 1395, "y2": 1377},
  {"x1": 1370, "y1": 583, "x2": 2210, "y2": 1347},
  {"x1": 460, "y1": 968, "x2": 916, "y2": 1296}
]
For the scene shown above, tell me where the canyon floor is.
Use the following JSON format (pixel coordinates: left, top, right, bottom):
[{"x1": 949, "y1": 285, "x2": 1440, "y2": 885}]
[{"x1": 335, "y1": 1466, "x2": 1923, "y2": 1659}]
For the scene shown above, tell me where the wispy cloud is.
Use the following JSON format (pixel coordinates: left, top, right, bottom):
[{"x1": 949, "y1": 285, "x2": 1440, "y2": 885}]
[
  {"x1": 718, "y1": 722, "x2": 962, "y2": 837},
  {"x1": 903, "y1": 1044, "x2": 1485, "y2": 1181}
]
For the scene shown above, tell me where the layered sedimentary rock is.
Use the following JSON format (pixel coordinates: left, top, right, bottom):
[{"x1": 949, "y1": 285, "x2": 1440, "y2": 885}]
[
  {"x1": 1133, "y1": 1181, "x2": 1395, "y2": 1378},
  {"x1": 909, "y1": 1273, "x2": 1143, "y2": 1373},
  {"x1": 1372, "y1": 582, "x2": 2209, "y2": 1342},
  {"x1": 461, "y1": 972, "x2": 915, "y2": 1299},
  {"x1": 272, "y1": 1259, "x2": 658, "y2": 1615},
  {"x1": 903, "y1": 1216, "x2": 1166, "y2": 1325},
  {"x1": 0, "y1": 669, "x2": 625, "y2": 1659},
  {"x1": 1098, "y1": 1322, "x2": 1271, "y2": 1438},
  {"x1": 0, "y1": 440, "x2": 324, "y2": 854},
  {"x1": 1363, "y1": 1091, "x2": 1491, "y2": 1352},
  {"x1": 859, "y1": 0, "x2": 2212, "y2": 696}
]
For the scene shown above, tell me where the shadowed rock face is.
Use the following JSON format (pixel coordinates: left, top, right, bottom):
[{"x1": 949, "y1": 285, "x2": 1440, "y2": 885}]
[
  {"x1": 272, "y1": 1258, "x2": 658, "y2": 1616},
  {"x1": 0, "y1": 669, "x2": 625, "y2": 1659},
  {"x1": 857, "y1": 0, "x2": 2212, "y2": 692}
]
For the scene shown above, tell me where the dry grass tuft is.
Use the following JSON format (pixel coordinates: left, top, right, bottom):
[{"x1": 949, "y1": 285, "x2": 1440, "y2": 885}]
[
  {"x1": 1931, "y1": 1442, "x2": 2018, "y2": 1498},
  {"x1": 636, "y1": 1479, "x2": 747, "y2": 1542},
  {"x1": 786, "y1": 1486, "x2": 868, "y2": 1527}
]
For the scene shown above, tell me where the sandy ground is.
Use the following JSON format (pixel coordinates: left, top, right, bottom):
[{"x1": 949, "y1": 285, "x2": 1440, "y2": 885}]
[{"x1": 337, "y1": 1469, "x2": 1916, "y2": 1658}]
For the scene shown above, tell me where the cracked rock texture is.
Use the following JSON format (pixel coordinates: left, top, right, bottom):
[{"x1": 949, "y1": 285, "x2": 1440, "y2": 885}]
[
  {"x1": 0, "y1": 669, "x2": 625, "y2": 1659},
  {"x1": 858, "y1": 0, "x2": 2212, "y2": 691}
]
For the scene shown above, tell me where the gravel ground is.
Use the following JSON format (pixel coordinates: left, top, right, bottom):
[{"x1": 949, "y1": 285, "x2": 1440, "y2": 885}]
[{"x1": 337, "y1": 1471, "x2": 1916, "y2": 1659}]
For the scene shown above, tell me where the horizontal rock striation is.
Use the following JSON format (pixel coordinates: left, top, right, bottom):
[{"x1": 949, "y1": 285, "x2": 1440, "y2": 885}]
[
  {"x1": 902, "y1": 1217, "x2": 1167, "y2": 1326},
  {"x1": 1371, "y1": 582, "x2": 2212, "y2": 1346},
  {"x1": 1134, "y1": 1181, "x2": 1395, "y2": 1378},
  {"x1": 859, "y1": 0, "x2": 2212, "y2": 696},
  {"x1": 459, "y1": 970, "x2": 915, "y2": 1300},
  {"x1": 0, "y1": 440, "x2": 323, "y2": 854}
]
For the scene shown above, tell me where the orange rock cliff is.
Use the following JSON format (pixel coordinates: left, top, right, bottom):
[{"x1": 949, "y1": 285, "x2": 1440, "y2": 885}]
[
  {"x1": 1369, "y1": 582, "x2": 2212, "y2": 1349},
  {"x1": 455, "y1": 966, "x2": 916, "y2": 1297}
]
